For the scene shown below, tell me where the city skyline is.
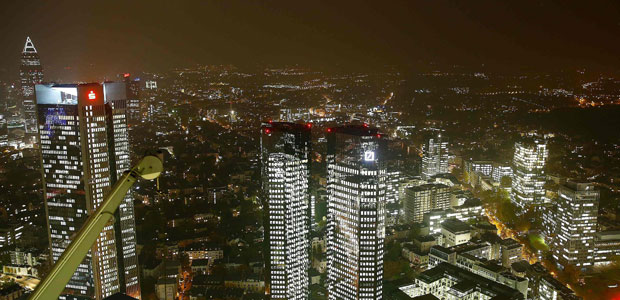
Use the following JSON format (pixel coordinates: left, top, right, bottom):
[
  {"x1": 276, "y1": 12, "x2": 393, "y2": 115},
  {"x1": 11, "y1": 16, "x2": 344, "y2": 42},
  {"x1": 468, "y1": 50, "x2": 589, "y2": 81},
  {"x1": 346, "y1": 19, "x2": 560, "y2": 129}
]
[{"x1": 1, "y1": 2, "x2": 620, "y2": 300}]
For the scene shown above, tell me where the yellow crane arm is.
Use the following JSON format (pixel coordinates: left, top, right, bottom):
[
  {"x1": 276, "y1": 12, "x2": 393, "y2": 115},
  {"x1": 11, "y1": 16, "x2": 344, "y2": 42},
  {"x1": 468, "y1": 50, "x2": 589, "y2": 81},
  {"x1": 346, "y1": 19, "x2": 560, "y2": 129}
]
[{"x1": 29, "y1": 155, "x2": 163, "y2": 300}]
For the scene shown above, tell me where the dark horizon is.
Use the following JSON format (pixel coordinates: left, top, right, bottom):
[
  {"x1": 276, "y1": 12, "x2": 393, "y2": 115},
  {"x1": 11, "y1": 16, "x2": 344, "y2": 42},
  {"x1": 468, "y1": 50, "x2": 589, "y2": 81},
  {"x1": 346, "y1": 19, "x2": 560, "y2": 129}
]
[{"x1": 1, "y1": 0, "x2": 620, "y2": 82}]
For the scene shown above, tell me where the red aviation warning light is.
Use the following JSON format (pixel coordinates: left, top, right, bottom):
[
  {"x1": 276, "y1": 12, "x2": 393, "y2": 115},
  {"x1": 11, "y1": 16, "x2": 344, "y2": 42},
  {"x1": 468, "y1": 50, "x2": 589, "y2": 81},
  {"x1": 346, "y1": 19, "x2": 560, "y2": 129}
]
[
  {"x1": 306, "y1": 123, "x2": 312, "y2": 129},
  {"x1": 327, "y1": 128, "x2": 332, "y2": 133},
  {"x1": 88, "y1": 90, "x2": 96, "y2": 100},
  {"x1": 264, "y1": 128, "x2": 271, "y2": 134}
]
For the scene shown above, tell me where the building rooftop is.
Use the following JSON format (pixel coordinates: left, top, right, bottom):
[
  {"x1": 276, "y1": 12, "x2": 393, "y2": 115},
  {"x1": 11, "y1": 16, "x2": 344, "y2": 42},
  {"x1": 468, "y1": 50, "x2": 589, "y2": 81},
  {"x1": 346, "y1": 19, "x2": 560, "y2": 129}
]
[
  {"x1": 456, "y1": 198, "x2": 483, "y2": 208},
  {"x1": 192, "y1": 258, "x2": 209, "y2": 267},
  {"x1": 451, "y1": 280, "x2": 476, "y2": 293},
  {"x1": 541, "y1": 275, "x2": 577, "y2": 296},
  {"x1": 261, "y1": 121, "x2": 311, "y2": 133},
  {"x1": 180, "y1": 242, "x2": 222, "y2": 251},
  {"x1": 408, "y1": 183, "x2": 450, "y2": 192},
  {"x1": 596, "y1": 231, "x2": 620, "y2": 240},
  {"x1": 441, "y1": 218, "x2": 471, "y2": 234},
  {"x1": 415, "y1": 235, "x2": 437, "y2": 243},
  {"x1": 510, "y1": 260, "x2": 529, "y2": 273},
  {"x1": 416, "y1": 262, "x2": 523, "y2": 299},
  {"x1": 328, "y1": 124, "x2": 379, "y2": 136},
  {"x1": 501, "y1": 238, "x2": 521, "y2": 248},
  {"x1": 561, "y1": 181, "x2": 596, "y2": 192},
  {"x1": 156, "y1": 277, "x2": 178, "y2": 285},
  {"x1": 411, "y1": 294, "x2": 440, "y2": 300},
  {"x1": 430, "y1": 245, "x2": 455, "y2": 255}
]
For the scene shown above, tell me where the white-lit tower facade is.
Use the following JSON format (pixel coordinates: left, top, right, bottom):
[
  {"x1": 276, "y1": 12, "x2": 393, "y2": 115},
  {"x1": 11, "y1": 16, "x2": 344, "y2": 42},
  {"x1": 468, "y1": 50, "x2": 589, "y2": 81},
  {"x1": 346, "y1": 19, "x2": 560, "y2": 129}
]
[
  {"x1": 36, "y1": 82, "x2": 140, "y2": 299},
  {"x1": 261, "y1": 122, "x2": 311, "y2": 299},
  {"x1": 511, "y1": 138, "x2": 548, "y2": 209},
  {"x1": 421, "y1": 132, "x2": 448, "y2": 180},
  {"x1": 553, "y1": 182, "x2": 599, "y2": 272},
  {"x1": 20, "y1": 37, "x2": 44, "y2": 137},
  {"x1": 326, "y1": 125, "x2": 386, "y2": 300}
]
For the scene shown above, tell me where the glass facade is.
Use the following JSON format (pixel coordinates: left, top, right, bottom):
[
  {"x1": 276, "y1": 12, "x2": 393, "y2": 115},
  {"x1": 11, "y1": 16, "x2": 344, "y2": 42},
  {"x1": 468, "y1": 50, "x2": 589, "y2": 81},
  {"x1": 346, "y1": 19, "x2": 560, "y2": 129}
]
[
  {"x1": 421, "y1": 132, "x2": 448, "y2": 180},
  {"x1": 553, "y1": 182, "x2": 599, "y2": 272},
  {"x1": 261, "y1": 122, "x2": 311, "y2": 299},
  {"x1": 36, "y1": 83, "x2": 140, "y2": 299},
  {"x1": 511, "y1": 139, "x2": 548, "y2": 208},
  {"x1": 326, "y1": 125, "x2": 386, "y2": 300},
  {"x1": 20, "y1": 37, "x2": 44, "y2": 134}
]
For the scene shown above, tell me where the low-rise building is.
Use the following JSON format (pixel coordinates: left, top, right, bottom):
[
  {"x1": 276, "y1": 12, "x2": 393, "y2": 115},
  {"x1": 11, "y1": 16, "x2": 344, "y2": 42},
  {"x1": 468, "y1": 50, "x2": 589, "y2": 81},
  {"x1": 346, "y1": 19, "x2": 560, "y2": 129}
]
[
  {"x1": 2, "y1": 264, "x2": 37, "y2": 277},
  {"x1": 156, "y1": 277, "x2": 179, "y2": 300},
  {"x1": 538, "y1": 275, "x2": 580, "y2": 300},
  {"x1": 414, "y1": 235, "x2": 438, "y2": 253},
  {"x1": 402, "y1": 244, "x2": 430, "y2": 267},
  {"x1": 429, "y1": 246, "x2": 456, "y2": 267},
  {"x1": 191, "y1": 258, "x2": 210, "y2": 275},
  {"x1": 0, "y1": 224, "x2": 23, "y2": 249},
  {"x1": 0, "y1": 284, "x2": 24, "y2": 300},
  {"x1": 224, "y1": 274, "x2": 265, "y2": 293},
  {"x1": 180, "y1": 242, "x2": 224, "y2": 265},
  {"x1": 398, "y1": 262, "x2": 523, "y2": 299},
  {"x1": 441, "y1": 219, "x2": 471, "y2": 247},
  {"x1": 142, "y1": 258, "x2": 163, "y2": 278},
  {"x1": 9, "y1": 248, "x2": 40, "y2": 266},
  {"x1": 451, "y1": 198, "x2": 484, "y2": 222},
  {"x1": 594, "y1": 231, "x2": 620, "y2": 267},
  {"x1": 501, "y1": 238, "x2": 523, "y2": 268}
]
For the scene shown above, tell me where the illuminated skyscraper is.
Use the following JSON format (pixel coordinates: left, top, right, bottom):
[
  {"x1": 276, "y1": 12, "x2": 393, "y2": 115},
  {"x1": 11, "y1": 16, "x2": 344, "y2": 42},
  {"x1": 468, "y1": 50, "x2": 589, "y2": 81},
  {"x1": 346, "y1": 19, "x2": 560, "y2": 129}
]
[
  {"x1": 20, "y1": 37, "x2": 44, "y2": 136},
  {"x1": 552, "y1": 182, "x2": 599, "y2": 272},
  {"x1": 326, "y1": 125, "x2": 386, "y2": 300},
  {"x1": 511, "y1": 138, "x2": 548, "y2": 208},
  {"x1": 403, "y1": 183, "x2": 450, "y2": 223},
  {"x1": 36, "y1": 82, "x2": 140, "y2": 299},
  {"x1": 421, "y1": 132, "x2": 448, "y2": 180},
  {"x1": 118, "y1": 73, "x2": 141, "y2": 123},
  {"x1": 261, "y1": 122, "x2": 311, "y2": 299}
]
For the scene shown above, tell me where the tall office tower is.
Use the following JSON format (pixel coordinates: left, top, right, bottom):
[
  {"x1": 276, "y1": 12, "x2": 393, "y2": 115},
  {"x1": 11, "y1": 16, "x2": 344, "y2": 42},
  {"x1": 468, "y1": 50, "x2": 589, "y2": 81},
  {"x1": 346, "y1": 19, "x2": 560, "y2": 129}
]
[
  {"x1": 20, "y1": 37, "x2": 44, "y2": 136},
  {"x1": 464, "y1": 160, "x2": 494, "y2": 177},
  {"x1": 552, "y1": 182, "x2": 599, "y2": 272},
  {"x1": 36, "y1": 82, "x2": 140, "y2": 299},
  {"x1": 119, "y1": 73, "x2": 141, "y2": 123},
  {"x1": 384, "y1": 168, "x2": 401, "y2": 226},
  {"x1": 511, "y1": 138, "x2": 548, "y2": 208},
  {"x1": 326, "y1": 125, "x2": 386, "y2": 300},
  {"x1": 421, "y1": 132, "x2": 448, "y2": 180},
  {"x1": 540, "y1": 203, "x2": 558, "y2": 247},
  {"x1": 492, "y1": 164, "x2": 513, "y2": 183},
  {"x1": 403, "y1": 183, "x2": 450, "y2": 223},
  {"x1": 261, "y1": 122, "x2": 311, "y2": 300}
]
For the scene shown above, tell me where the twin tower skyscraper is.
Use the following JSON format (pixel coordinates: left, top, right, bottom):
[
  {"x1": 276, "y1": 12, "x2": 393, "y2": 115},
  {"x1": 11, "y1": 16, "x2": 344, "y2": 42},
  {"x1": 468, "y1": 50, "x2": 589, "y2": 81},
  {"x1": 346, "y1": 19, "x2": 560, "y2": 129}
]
[
  {"x1": 18, "y1": 36, "x2": 141, "y2": 299},
  {"x1": 36, "y1": 83, "x2": 141, "y2": 299},
  {"x1": 261, "y1": 122, "x2": 386, "y2": 300}
]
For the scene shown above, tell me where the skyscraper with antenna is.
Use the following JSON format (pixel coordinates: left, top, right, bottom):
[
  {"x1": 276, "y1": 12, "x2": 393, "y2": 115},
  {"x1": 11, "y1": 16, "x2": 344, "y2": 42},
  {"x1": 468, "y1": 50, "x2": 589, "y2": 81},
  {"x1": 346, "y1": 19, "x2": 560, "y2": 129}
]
[{"x1": 20, "y1": 37, "x2": 44, "y2": 138}]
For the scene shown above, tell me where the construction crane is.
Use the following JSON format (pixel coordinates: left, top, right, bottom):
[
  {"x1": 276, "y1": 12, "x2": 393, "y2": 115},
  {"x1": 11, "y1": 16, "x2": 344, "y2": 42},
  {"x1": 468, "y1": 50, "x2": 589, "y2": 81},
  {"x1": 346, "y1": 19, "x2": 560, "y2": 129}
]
[{"x1": 29, "y1": 153, "x2": 164, "y2": 300}]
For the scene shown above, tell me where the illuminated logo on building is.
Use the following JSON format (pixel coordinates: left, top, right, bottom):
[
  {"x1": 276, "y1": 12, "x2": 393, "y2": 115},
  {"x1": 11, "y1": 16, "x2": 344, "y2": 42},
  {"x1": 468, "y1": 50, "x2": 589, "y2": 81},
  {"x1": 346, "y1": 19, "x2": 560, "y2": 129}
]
[
  {"x1": 88, "y1": 90, "x2": 96, "y2": 100},
  {"x1": 364, "y1": 151, "x2": 375, "y2": 161}
]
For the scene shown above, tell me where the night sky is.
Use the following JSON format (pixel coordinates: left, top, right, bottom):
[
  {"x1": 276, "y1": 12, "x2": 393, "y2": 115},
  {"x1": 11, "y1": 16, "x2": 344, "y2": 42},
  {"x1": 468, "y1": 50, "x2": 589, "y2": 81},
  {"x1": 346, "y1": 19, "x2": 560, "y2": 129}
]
[{"x1": 1, "y1": 0, "x2": 620, "y2": 82}]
